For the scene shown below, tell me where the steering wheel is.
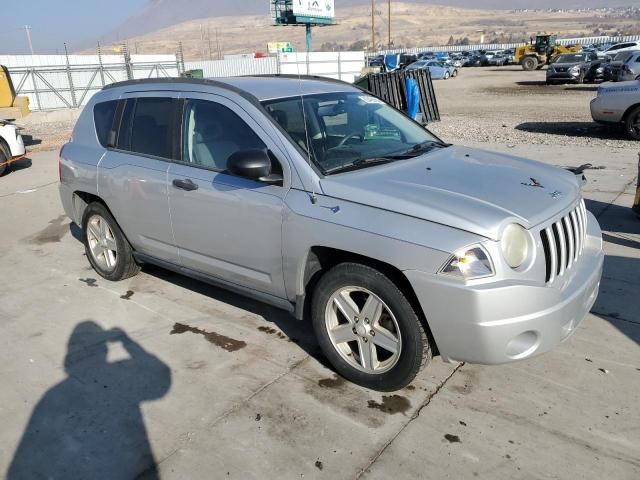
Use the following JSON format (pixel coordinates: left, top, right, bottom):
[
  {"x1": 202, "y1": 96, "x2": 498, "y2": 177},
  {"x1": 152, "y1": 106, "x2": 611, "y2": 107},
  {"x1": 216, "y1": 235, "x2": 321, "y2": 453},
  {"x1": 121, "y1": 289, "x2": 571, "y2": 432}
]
[{"x1": 337, "y1": 131, "x2": 364, "y2": 148}]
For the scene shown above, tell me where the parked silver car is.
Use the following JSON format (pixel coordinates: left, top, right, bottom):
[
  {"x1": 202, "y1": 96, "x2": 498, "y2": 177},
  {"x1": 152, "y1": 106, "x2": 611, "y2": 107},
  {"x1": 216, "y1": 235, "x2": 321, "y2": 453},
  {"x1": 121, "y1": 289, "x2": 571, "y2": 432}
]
[
  {"x1": 608, "y1": 50, "x2": 640, "y2": 82},
  {"x1": 59, "y1": 76, "x2": 604, "y2": 390}
]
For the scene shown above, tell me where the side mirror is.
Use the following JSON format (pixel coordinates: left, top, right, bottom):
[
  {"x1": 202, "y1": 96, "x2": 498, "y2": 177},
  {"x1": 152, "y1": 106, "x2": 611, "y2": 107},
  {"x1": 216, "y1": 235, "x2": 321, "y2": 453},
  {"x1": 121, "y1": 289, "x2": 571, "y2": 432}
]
[{"x1": 227, "y1": 149, "x2": 282, "y2": 185}]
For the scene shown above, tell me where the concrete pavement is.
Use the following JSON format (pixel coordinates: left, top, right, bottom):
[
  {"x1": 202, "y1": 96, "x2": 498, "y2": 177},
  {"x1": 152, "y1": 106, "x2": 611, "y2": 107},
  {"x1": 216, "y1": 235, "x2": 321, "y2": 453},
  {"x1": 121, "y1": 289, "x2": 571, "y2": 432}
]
[{"x1": 0, "y1": 145, "x2": 638, "y2": 479}]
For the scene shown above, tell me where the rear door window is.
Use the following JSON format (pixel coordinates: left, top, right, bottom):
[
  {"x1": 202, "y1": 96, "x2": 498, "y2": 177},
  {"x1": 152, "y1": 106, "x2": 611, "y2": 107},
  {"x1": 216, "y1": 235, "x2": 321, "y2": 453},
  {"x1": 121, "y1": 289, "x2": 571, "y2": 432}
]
[
  {"x1": 116, "y1": 97, "x2": 178, "y2": 159},
  {"x1": 93, "y1": 100, "x2": 118, "y2": 148}
]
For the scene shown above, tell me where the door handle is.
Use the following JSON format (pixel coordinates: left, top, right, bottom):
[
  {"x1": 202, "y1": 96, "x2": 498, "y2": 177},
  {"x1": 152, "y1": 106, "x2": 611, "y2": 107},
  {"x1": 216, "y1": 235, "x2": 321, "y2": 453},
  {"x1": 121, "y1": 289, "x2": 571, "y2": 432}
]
[{"x1": 172, "y1": 178, "x2": 199, "y2": 191}]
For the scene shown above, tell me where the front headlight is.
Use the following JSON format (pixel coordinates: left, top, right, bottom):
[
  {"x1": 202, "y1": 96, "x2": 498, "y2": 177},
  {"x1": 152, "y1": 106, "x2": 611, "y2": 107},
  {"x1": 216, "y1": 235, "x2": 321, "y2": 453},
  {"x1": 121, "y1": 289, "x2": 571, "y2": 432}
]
[
  {"x1": 501, "y1": 224, "x2": 529, "y2": 268},
  {"x1": 440, "y1": 246, "x2": 494, "y2": 279},
  {"x1": 596, "y1": 67, "x2": 604, "y2": 73},
  {"x1": 569, "y1": 65, "x2": 580, "y2": 73}
]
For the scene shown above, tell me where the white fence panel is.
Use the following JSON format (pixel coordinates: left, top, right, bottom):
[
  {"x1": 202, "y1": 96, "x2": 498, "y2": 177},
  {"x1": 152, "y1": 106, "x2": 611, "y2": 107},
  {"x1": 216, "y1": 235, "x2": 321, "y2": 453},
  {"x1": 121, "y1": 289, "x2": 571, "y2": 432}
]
[
  {"x1": 277, "y1": 51, "x2": 365, "y2": 83},
  {"x1": 185, "y1": 57, "x2": 279, "y2": 78},
  {"x1": 373, "y1": 34, "x2": 640, "y2": 56}
]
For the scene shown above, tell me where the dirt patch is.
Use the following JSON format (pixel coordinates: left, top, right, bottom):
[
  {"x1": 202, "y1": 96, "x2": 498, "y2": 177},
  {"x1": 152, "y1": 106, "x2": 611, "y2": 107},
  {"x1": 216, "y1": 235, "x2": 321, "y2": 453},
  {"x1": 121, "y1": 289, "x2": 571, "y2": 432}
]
[
  {"x1": 444, "y1": 434, "x2": 461, "y2": 443},
  {"x1": 257, "y1": 325, "x2": 287, "y2": 340},
  {"x1": 318, "y1": 375, "x2": 346, "y2": 388},
  {"x1": 120, "y1": 290, "x2": 134, "y2": 300},
  {"x1": 170, "y1": 322, "x2": 246, "y2": 352},
  {"x1": 27, "y1": 215, "x2": 68, "y2": 244},
  {"x1": 367, "y1": 395, "x2": 411, "y2": 415}
]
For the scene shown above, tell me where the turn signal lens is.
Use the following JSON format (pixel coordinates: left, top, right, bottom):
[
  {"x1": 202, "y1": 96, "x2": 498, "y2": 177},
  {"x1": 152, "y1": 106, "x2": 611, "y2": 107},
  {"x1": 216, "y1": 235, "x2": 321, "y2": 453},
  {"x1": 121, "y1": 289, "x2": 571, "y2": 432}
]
[{"x1": 441, "y1": 246, "x2": 494, "y2": 279}]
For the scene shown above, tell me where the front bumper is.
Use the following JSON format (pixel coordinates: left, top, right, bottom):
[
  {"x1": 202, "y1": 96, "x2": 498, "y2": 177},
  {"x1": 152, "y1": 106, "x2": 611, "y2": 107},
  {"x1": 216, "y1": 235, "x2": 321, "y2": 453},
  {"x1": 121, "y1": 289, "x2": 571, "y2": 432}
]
[
  {"x1": 14, "y1": 134, "x2": 25, "y2": 156},
  {"x1": 547, "y1": 72, "x2": 581, "y2": 82},
  {"x1": 405, "y1": 211, "x2": 603, "y2": 364}
]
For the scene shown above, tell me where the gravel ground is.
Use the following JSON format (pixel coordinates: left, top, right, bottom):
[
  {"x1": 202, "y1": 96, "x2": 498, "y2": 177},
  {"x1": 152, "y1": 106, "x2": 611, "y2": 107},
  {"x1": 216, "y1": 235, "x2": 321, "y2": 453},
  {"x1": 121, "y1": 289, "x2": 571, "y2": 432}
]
[
  {"x1": 15, "y1": 110, "x2": 79, "y2": 153},
  {"x1": 13, "y1": 66, "x2": 639, "y2": 152},
  {"x1": 428, "y1": 66, "x2": 638, "y2": 149}
]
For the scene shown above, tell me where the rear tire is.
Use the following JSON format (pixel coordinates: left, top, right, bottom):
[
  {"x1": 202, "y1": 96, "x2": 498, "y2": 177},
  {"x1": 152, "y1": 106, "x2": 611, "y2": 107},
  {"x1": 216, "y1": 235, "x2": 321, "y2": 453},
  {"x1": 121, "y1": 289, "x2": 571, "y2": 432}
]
[
  {"x1": 625, "y1": 106, "x2": 640, "y2": 141},
  {"x1": 311, "y1": 263, "x2": 432, "y2": 391},
  {"x1": 444, "y1": 71, "x2": 450, "y2": 79},
  {"x1": 82, "y1": 202, "x2": 140, "y2": 281},
  {"x1": 522, "y1": 56, "x2": 538, "y2": 71}
]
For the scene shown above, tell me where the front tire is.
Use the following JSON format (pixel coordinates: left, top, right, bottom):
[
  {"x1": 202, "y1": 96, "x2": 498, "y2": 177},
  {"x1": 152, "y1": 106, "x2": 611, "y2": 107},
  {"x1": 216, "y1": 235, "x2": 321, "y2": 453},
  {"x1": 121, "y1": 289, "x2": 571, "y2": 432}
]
[
  {"x1": 444, "y1": 71, "x2": 450, "y2": 79},
  {"x1": 522, "y1": 56, "x2": 538, "y2": 71},
  {"x1": 82, "y1": 202, "x2": 140, "y2": 281},
  {"x1": 311, "y1": 263, "x2": 432, "y2": 391}
]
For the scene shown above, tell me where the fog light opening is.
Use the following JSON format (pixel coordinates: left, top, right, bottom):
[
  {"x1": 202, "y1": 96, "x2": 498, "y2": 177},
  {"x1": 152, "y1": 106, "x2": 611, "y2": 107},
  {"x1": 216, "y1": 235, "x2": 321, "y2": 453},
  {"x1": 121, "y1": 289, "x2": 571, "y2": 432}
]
[{"x1": 505, "y1": 331, "x2": 539, "y2": 359}]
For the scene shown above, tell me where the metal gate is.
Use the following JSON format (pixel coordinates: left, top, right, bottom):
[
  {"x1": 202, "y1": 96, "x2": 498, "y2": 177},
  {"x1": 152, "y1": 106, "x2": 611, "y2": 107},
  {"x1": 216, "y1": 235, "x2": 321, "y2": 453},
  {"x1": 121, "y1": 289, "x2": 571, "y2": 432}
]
[{"x1": 3, "y1": 46, "x2": 182, "y2": 111}]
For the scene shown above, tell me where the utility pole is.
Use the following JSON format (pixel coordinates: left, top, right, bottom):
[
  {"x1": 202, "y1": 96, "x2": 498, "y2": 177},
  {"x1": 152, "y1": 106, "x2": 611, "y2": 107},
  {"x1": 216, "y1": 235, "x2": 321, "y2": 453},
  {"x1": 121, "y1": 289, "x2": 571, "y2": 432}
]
[
  {"x1": 24, "y1": 25, "x2": 35, "y2": 55},
  {"x1": 388, "y1": 0, "x2": 391, "y2": 49},
  {"x1": 371, "y1": 0, "x2": 375, "y2": 51},
  {"x1": 215, "y1": 28, "x2": 221, "y2": 60},
  {"x1": 207, "y1": 25, "x2": 213, "y2": 60}
]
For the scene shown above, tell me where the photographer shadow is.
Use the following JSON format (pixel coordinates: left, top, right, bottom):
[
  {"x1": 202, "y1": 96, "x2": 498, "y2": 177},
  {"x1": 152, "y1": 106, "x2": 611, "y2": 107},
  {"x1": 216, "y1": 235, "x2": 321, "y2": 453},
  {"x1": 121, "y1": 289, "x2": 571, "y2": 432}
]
[{"x1": 7, "y1": 321, "x2": 171, "y2": 479}]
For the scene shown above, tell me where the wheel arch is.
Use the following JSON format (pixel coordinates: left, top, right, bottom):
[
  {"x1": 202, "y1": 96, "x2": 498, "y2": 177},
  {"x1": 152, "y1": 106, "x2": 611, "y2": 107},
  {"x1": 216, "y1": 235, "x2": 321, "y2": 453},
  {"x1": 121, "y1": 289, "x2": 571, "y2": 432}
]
[
  {"x1": 622, "y1": 102, "x2": 640, "y2": 122},
  {"x1": 71, "y1": 191, "x2": 135, "y2": 247},
  {"x1": 297, "y1": 246, "x2": 439, "y2": 354}
]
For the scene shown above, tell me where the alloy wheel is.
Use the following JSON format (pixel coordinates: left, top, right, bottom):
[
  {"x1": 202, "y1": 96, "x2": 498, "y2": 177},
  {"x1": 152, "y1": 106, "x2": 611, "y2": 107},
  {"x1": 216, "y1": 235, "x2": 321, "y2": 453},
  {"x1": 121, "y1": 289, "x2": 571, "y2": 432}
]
[
  {"x1": 324, "y1": 287, "x2": 402, "y2": 374},
  {"x1": 86, "y1": 214, "x2": 118, "y2": 272}
]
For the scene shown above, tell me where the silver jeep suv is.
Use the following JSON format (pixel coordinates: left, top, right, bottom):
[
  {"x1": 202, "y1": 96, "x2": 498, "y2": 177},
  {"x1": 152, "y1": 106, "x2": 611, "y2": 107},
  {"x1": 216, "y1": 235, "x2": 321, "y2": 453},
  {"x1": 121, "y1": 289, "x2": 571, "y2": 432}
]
[{"x1": 59, "y1": 76, "x2": 603, "y2": 391}]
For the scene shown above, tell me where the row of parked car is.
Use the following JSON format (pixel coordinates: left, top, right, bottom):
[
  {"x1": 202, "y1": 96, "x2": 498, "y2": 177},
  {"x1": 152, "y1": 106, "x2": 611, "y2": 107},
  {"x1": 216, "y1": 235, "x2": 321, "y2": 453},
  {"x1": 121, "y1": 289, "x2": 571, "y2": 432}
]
[
  {"x1": 547, "y1": 48, "x2": 640, "y2": 85},
  {"x1": 367, "y1": 49, "x2": 518, "y2": 80}
]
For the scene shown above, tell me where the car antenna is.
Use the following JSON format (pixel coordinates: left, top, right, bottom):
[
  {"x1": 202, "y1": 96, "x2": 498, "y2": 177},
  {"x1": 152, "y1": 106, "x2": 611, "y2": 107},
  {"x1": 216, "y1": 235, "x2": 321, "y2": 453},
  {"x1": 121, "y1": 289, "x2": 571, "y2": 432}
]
[{"x1": 295, "y1": 52, "x2": 318, "y2": 204}]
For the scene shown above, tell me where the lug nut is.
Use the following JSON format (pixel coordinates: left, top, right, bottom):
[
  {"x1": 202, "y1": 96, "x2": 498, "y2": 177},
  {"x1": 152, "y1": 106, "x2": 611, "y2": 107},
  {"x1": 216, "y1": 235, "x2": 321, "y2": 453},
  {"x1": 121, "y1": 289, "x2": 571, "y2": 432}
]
[{"x1": 370, "y1": 330, "x2": 375, "y2": 336}]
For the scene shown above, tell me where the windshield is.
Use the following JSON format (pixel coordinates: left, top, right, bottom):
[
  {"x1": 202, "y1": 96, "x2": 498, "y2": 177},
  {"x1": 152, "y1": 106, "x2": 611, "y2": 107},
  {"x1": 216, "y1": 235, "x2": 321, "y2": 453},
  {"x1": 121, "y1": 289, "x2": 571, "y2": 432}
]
[
  {"x1": 614, "y1": 51, "x2": 635, "y2": 62},
  {"x1": 553, "y1": 54, "x2": 587, "y2": 63},
  {"x1": 262, "y1": 92, "x2": 444, "y2": 175}
]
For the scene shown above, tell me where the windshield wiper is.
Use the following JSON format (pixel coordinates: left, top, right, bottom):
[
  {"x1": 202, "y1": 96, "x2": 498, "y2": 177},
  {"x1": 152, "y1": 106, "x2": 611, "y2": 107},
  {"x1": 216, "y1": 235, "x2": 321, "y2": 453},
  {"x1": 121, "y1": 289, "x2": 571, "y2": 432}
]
[
  {"x1": 324, "y1": 157, "x2": 399, "y2": 175},
  {"x1": 402, "y1": 140, "x2": 450, "y2": 156}
]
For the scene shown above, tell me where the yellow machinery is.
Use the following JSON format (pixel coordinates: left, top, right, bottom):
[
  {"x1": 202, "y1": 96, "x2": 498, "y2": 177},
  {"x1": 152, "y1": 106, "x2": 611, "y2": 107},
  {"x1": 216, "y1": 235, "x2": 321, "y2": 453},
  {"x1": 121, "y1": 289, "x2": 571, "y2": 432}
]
[
  {"x1": 514, "y1": 35, "x2": 582, "y2": 71},
  {"x1": 0, "y1": 66, "x2": 30, "y2": 118}
]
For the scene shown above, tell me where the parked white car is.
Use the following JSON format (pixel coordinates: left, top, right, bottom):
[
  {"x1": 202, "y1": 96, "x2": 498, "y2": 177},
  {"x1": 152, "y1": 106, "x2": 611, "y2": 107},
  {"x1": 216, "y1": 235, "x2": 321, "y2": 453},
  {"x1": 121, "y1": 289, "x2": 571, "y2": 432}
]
[
  {"x1": 0, "y1": 120, "x2": 26, "y2": 176},
  {"x1": 590, "y1": 80, "x2": 640, "y2": 139},
  {"x1": 597, "y1": 40, "x2": 640, "y2": 59}
]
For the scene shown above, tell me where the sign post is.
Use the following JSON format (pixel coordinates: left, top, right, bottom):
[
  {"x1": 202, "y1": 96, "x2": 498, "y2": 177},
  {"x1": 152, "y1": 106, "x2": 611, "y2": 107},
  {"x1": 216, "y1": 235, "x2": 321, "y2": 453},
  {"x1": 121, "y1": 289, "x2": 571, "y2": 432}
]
[{"x1": 271, "y1": 1, "x2": 336, "y2": 53}]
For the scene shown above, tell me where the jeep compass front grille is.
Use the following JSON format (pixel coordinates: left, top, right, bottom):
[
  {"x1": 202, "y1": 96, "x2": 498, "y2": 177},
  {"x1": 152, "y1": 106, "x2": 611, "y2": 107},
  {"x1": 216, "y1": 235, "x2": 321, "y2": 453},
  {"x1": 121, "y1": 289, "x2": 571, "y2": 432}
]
[{"x1": 540, "y1": 199, "x2": 587, "y2": 284}]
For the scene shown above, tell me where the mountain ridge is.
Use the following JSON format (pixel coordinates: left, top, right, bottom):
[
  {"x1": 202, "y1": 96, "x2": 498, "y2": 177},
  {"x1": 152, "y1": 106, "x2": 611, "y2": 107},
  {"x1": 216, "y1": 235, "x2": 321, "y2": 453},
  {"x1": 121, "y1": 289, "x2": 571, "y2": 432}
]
[{"x1": 102, "y1": 0, "x2": 634, "y2": 44}]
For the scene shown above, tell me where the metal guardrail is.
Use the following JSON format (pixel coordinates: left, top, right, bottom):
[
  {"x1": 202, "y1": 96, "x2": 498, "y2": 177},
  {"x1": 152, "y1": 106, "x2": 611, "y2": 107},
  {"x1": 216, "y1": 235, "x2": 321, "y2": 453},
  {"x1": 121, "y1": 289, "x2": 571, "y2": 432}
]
[{"x1": 372, "y1": 34, "x2": 640, "y2": 56}]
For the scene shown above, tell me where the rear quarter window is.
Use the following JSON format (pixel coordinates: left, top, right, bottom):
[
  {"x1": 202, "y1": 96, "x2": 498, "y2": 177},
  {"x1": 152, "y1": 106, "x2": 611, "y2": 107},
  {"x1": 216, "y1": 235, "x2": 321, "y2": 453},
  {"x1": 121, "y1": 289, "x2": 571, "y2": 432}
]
[{"x1": 93, "y1": 100, "x2": 118, "y2": 148}]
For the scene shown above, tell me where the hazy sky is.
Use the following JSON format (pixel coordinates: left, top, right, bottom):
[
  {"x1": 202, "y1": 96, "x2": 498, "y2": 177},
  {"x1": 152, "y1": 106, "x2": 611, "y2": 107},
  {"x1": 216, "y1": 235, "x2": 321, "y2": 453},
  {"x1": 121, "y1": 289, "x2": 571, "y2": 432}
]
[{"x1": 0, "y1": 0, "x2": 145, "y2": 54}]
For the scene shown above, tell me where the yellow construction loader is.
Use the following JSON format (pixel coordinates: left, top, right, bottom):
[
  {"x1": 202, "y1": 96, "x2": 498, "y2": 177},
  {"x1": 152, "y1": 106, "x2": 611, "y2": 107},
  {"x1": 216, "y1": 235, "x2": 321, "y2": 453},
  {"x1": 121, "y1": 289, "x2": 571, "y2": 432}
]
[
  {"x1": 0, "y1": 66, "x2": 30, "y2": 118},
  {"x1": 514, "y1": 35, "x2": 582, "y2": 71}
]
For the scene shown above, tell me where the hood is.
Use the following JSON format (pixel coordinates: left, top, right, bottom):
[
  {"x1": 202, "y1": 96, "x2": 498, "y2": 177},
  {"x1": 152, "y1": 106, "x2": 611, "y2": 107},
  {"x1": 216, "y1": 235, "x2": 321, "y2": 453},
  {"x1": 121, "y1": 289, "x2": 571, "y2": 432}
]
[
  {"x1": 598, "y1": 80, "x2": 640, "y2": 94},
  {"x1": 319, "y1": 146, "x2": 580, "y2": 240}
]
